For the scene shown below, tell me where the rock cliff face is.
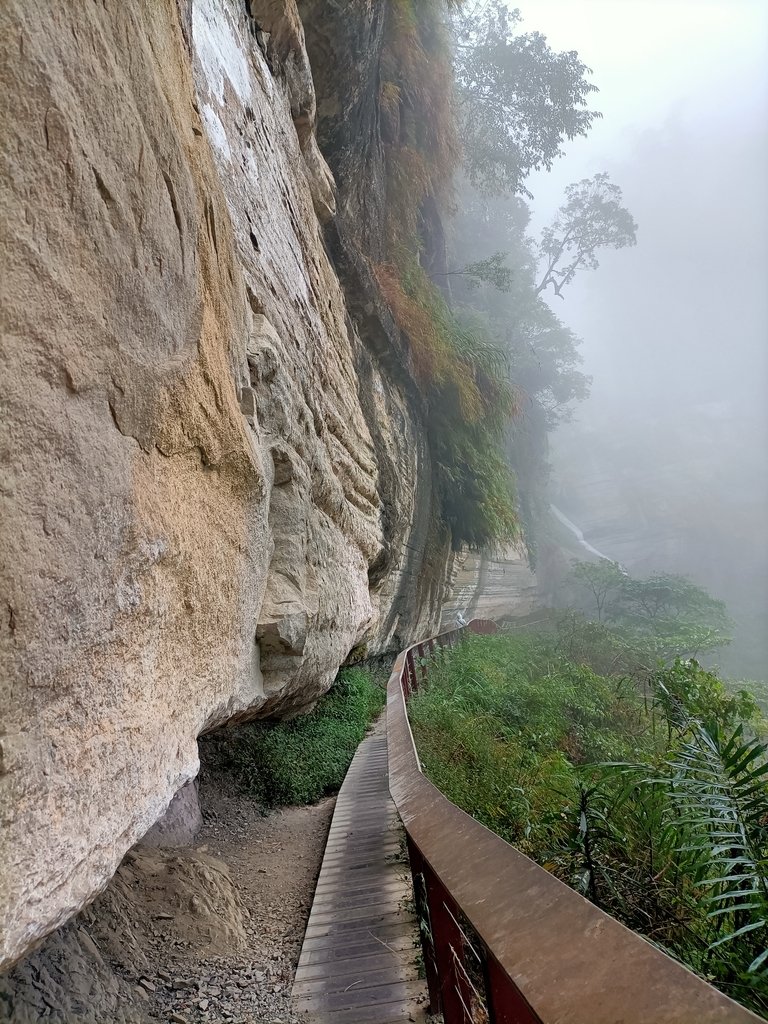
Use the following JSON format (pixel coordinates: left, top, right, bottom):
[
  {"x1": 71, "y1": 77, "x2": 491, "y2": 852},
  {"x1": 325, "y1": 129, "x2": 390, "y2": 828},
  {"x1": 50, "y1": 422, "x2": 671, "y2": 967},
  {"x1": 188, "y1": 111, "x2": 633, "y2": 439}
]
[
  {"x1": 0, "y1": 0, "x2": 450, "y2": 970},
  {"x1": 440, "y1": 548, "x2": 540, "y2": 628}
]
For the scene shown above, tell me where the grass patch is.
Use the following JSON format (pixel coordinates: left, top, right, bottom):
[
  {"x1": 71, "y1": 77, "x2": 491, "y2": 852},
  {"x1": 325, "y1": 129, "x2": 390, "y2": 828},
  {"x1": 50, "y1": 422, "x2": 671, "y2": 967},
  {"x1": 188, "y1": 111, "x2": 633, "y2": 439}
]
[
  {"x1": 408, "y1": 632, "x2": 650, "y2": 851},
  {"x1": 208, "y1": 667, "x2": 385, "y2": 809},
  {"x1": 407, "y1": 630, "x2": 768, "y2": 1016}
]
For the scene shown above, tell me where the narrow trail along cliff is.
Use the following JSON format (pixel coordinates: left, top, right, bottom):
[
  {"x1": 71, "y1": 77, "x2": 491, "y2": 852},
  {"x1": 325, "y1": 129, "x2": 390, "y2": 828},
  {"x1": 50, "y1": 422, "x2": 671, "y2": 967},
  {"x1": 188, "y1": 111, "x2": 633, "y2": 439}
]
[
  {"x1": 0, "y1": 0, "x2": 538, "y2": 1016},
  {"x1": 292, "y1": 719, "x2": 428, "y2": 1023},
  {"x1": 1, "y1": 757, "x2": 335, "y2": 1024},
  {"x1": 2, "y1": 0, "x2": 766, "y2": 1019}
]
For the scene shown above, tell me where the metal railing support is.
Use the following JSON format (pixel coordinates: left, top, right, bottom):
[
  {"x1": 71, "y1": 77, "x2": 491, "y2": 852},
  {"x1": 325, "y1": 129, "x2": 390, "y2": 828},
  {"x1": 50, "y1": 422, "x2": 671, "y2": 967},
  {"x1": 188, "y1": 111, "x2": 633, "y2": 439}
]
[
  {"x1": 423, "y1": 863, "x2": 475, "y2": 1023},
  {"x1": 405, "y1": 835, "x2": 441, "y2": 1015},
  {"x1": 485, "y1": 953, "x2": 540, "y2": 1024}
]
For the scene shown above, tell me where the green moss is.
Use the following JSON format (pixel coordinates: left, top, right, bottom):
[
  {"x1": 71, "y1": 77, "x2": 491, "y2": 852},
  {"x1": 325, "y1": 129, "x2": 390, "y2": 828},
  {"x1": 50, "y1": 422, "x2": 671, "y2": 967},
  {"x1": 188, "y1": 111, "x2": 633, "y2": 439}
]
[{"x1": 209, "y1": 667, "x2": 385, "y2": 808}]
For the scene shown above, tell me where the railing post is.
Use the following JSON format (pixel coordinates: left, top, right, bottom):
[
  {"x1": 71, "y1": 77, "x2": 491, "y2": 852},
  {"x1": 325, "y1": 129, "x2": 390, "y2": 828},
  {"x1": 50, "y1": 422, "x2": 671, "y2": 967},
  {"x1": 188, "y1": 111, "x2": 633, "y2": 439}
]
[
  {"x1": 405, "y1": 835, "x2": 442, "y2": 1016},
  {"x1": 485, "y1": 953, "x2": 542, "y2": 1024},
  {"x1": 405, "y1": 651, "x2": 417, "y2": 698},
  {"x1": 422, "y1": 860, "x2": 475, "y2": 1023},
  {"x1": 416, "y1": 642, "x2": 427, "y2": 684}
]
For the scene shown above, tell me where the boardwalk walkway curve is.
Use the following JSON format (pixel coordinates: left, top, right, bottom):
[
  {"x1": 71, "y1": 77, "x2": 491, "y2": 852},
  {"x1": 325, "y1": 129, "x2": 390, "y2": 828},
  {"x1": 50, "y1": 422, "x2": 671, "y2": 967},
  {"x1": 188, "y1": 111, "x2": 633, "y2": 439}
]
[
  {"x1": 294, "y1": 621, "x2": 762, "y2": 1024},
  {"x1": 291, "y1": 718, "x2": 428, "y2": 1022}
]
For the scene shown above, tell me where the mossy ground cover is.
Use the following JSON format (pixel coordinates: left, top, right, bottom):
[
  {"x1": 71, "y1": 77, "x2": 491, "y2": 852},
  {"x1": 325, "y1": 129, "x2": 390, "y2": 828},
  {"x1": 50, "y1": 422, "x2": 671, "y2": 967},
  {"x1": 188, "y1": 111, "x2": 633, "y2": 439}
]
[{"x1": 206, "y1": 667, "x2": 385, "y2": 809}]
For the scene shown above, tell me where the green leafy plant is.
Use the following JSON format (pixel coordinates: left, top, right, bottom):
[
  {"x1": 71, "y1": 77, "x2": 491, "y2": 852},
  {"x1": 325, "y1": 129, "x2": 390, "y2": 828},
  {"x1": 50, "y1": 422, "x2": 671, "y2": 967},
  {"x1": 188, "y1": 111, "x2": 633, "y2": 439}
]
[
  {"x1": 201, "y1": 668, "x2": 385, "y2": 808},
  {"x1": 596, "y1": 713, "x2": 768, "y2": 1007},
  {"x1": 408, "y1": 630, "x2": 768, "y2": 1015},
  {"x1": 375, "y1": 255, "x2": 519, "y2": 548}
]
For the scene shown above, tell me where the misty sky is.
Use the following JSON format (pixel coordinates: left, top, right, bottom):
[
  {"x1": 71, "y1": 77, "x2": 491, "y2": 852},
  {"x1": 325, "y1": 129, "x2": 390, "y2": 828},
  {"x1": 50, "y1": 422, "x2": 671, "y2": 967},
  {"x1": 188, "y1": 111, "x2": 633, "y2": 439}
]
[
  {"x1": 521, "y1": 0, "x2": 768, "y2": 420},
  {"x1": 513, "y1": 1, "x2": 768, "y2": 675}
]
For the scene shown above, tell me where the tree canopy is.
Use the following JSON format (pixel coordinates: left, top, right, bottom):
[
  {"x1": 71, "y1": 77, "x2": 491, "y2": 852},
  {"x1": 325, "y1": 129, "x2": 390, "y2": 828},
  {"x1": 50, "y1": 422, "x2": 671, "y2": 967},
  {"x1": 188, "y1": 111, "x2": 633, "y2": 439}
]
[
  {"x1": 536, "y1": 173, "x2": 638, "y2": 299},
  {"x1": 568, "y1": 560, "x2": 733, "y2": 660},
  {"x1": 453, "y1": 2, "x2": 601, "y2": 196}
]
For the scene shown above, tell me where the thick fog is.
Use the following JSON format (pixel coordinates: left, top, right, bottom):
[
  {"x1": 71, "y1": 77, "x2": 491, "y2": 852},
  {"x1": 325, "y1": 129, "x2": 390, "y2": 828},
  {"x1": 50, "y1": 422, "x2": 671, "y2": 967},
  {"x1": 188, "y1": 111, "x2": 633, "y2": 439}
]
[{"x1": 521, "y1": 1, "x2": 768, "y2": 678}]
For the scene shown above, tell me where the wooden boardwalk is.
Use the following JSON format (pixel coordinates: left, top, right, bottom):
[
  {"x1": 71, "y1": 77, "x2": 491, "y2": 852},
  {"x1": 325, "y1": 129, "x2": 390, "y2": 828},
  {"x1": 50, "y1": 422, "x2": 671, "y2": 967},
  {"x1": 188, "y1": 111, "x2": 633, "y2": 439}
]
[{"x1": 291, "y1": 718, "x2": 429, "y2": 1023}]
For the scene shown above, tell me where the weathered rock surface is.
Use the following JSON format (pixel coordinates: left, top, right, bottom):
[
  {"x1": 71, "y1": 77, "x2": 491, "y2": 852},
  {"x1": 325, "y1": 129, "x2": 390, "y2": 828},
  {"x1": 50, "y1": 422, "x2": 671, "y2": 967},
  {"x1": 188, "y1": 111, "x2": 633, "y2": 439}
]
[
  {"x1": 141, "y1": 781, "x2": 204, "y2": 848},
  {"x1": 0, "y1": 846, "x2": 249, "y2": 1024},
  {"x1": 0, "y1": 734, "x2": 333, "y2": 1023},
  {"x1": 0, "y1": 0, "x2": 447, "y2": 969},
  {"x1": 0, "y1": 919, "x2": 147, "y2": 1024},
  {"x1": 441, "y1": 547, "x2": 541, "y2": 628}
]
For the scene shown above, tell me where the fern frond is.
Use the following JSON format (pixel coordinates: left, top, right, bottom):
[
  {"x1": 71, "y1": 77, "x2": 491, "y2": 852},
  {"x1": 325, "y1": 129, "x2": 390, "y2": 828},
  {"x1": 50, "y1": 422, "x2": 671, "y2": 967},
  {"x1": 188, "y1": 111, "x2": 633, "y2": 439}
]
[{"x1": 666, "y1": 721, "x2": 768, "y2": 972}]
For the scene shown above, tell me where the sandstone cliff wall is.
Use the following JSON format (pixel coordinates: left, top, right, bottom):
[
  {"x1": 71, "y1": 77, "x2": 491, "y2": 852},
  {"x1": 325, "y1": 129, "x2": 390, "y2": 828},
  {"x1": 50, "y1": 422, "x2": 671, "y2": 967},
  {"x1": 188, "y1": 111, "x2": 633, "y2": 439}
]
[
  {"x1": 441, "y1": 547, "x2": 541, "y2": 628},
  {"x1": 0, "y1": 0, "x2": 448, "y2": 969}
]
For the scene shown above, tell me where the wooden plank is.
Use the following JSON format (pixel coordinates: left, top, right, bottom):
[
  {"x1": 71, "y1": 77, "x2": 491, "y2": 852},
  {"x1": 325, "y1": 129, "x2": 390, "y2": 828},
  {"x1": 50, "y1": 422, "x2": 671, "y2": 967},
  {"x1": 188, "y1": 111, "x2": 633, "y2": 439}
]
[
  {"x1": 295, "y1": 949, "x2": 417, "y2": 982},
  {"x1": 293, "y1": 979, "x2": 427, "y2": 1012},
  {"x1": 304, "y1": 902, "x2": 411, "y2": 927},
  {"x1": 292, "y1": 962, "x2": 419, "y2": 996},
  {"x1": 311, "y1": 887, "x2": 408, "y2": 909},
  {"x1": 300, "y1": 1002, "x2": 429, "y2": 1024},
  {"x1": 298, "y1": 933, "x2": 414, "y2": 963},
  {"x1": 291, "y1": 718, "x2": 427, "y2": 1023}
]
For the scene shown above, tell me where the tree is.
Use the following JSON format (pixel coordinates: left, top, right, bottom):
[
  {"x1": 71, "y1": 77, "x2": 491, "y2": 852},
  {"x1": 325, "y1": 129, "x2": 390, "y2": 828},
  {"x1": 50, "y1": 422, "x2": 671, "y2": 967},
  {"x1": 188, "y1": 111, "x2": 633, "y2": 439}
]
[
  {"x1": 569, "y1": 559, "x2": 627, "y2": 621},
  {"x1": 453, "y1": 3, "x2": 601, "y2": 197},
  {"x1": 536, "y1": 173, "x2": 637, "y2": 299},
  {"x1": 445, "y1": 184, "x2": 593, "y2": 558},
  {"x1": 618, "y1": 572, "x2": 731, "y2": 634},
  {"x1": 568, "y1": 561, "x2": 733, "y2": 660},
  {"x1": 447, "y1": 187, "x2": 591, "y2": 422},
  {"x1": 433, "y1": 251, "x2": 514, "y2": 291}
]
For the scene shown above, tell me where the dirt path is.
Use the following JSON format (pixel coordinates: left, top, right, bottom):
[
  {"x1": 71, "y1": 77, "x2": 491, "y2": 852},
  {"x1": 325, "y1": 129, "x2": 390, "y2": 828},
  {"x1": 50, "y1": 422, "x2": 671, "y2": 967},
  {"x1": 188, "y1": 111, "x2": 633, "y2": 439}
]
[
  {"x1": 0, "y1": 784, "x2": 334, "y2": 1024},
  {"x1": 142, "y1": 787, "x2": 336, "y2": 1024}
]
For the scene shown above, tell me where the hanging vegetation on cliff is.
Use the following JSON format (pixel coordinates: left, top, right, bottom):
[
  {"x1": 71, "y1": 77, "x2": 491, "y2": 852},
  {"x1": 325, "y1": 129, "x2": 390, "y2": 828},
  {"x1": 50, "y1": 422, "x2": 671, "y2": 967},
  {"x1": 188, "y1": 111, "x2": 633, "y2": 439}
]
[
  {"x1": 368, "y1": 0, "x2": 635, "y2": 555},
  {"x1": 371, "y1": 0, "x2": 519, "y2": 550}
]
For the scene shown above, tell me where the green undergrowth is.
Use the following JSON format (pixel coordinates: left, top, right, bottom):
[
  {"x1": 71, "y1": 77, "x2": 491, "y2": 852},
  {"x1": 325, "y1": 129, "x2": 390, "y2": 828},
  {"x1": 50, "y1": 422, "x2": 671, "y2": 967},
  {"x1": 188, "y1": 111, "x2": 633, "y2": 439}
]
[
  {"x1": 408, "y1": 632, "x2": 653, "y2": 850},
  {"x1": 408, "y1": 630, "x2": 768, "y2": 1015},
  {"x1": 209, "y1": 667, "x2": 385, "y2": 809}
]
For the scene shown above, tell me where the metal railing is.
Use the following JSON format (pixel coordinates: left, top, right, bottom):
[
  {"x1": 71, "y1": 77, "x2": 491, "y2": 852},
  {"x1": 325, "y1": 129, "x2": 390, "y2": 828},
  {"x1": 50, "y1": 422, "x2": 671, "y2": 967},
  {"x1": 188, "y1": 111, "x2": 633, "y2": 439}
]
[{"x1": 387, "y1": 619, "x2": 761, "y2": 1024}]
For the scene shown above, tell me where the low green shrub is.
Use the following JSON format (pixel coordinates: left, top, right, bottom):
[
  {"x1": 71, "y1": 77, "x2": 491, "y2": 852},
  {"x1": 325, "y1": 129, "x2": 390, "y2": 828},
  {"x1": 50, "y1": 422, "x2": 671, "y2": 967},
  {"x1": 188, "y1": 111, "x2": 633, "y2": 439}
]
[
  {"x1": 211, "y1": 667, "x2": 385, "y2": 808},
  {"x1": 408, "y1": 633, "x2": 652, "y2": 852}
]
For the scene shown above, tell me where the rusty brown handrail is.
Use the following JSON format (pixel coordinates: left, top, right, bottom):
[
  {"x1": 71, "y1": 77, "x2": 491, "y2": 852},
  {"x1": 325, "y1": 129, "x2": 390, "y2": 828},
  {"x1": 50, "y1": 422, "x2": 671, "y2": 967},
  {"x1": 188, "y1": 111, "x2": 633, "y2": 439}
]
[{"x1": 387, "y1": 620, "x2": 761, "y2": 1023}]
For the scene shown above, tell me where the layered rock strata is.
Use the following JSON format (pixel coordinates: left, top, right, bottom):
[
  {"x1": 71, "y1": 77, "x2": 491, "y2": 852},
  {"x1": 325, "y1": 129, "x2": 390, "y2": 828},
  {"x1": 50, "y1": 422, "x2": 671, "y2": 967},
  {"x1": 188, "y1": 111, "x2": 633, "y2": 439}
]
[
  {"x1": 0, "y1": 0, "x2": 448, "y2": 969},
  {"x1": 441, "y1": 548, "x2": 541, "y2": 628}
]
